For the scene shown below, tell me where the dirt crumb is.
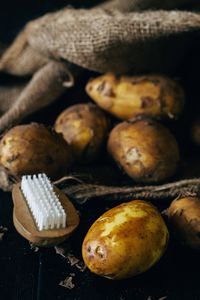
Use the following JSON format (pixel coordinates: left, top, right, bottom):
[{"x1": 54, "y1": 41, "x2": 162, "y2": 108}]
[
  {"x1": 0, "y1": 226, "x2": 8, "y2": 241},
  {"x1": 29, "y1": 242, "x2": 39, "y2": 252},
  {"x1": 55, "y1": 246, "x2": 86, "y2": 272},
  {"x1": 59, "y1": 273, "x2": 75, "y2": 290}
]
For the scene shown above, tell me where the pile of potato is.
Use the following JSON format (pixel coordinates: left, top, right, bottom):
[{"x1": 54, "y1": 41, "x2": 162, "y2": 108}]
[
  {"x1": 0, "y1": 73, "x2": 184, "y2": 182},
  {"x1": 0, "y1": 73, "x2": 199, "y2": 280}
]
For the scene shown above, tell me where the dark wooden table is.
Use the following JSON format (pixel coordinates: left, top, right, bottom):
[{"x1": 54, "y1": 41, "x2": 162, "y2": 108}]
[{"x1": 0, "y1": 185, "x2": 200, "y2": 300}]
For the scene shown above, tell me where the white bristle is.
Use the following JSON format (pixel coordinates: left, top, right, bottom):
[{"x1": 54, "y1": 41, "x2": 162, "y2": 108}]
[{"x1": 21, "y1": 173, "x2": 67, "y2": 231}]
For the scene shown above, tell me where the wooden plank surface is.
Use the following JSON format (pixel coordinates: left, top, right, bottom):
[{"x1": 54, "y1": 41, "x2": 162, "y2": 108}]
[{"x1": 0, "y1": 188, "x2": 200, "y2": 300}]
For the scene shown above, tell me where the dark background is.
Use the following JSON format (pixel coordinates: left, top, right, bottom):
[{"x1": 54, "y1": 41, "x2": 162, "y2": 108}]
[
  {"x1": 0, "y1": 0, "x2": 102, "y2": 44},
  {"x1": 0, "y1": 1, "x2": 200, "y2": 300}
]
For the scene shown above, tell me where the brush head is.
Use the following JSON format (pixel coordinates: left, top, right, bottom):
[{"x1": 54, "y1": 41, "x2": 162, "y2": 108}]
[
  {"x1": 21, "y1": 174, "x2": 67, "y2": 231},
  {"x1": 12, "y1": 174, "x2": 79, "y2": 247}
]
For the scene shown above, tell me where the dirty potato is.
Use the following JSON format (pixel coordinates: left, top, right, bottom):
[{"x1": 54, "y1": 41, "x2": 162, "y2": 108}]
[
  {"x1": 107, "y1": 119, "x2": 179, "y2": 183},
  {"x1": 54, "y1": 103, "x2": 110, "y2": 162},
  {"x1": 86, "y1": 73, "x2": 184, "y2": 120},
  {"x1": 167, "y1": 196, "x2": 200, "y2": 249},
  {"x1": 0, "y1": 123, "x2": 73, "y2": 179},
  {"x1": 191, "y1": 118, "x2": 200, "y2": 146},
  {"x1": 82, "y1": 200, "x2": 169, "y2": 279}
]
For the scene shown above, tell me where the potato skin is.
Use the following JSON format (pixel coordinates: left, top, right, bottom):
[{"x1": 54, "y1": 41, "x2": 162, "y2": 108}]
[
  {"x1": 107, "y1": 119, "x2": 179, "y2": 183},
  {"x1": 191, "y1": 118, "x2": 200, "y2": 146},
  {"x1": 86, "y1": 73, "x2": 184, "y2": 120},
  {"x1": 54, "y1": 103, "x2": 110, "y2": 162},
  {"x1": 167, "y1": 197, "x2": 200, "y2": 249},
  {"x1": 82, "y1": 200, "x2": 169, "y2": 280},
  {"x1": 0, "y1": 123, "x2": 73, "y2": 179}
]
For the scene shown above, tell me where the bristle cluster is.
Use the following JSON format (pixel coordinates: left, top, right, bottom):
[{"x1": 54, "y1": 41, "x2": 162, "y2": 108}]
[{"x1": 21, "y1": 174, "x2": 66, "y2": 231}]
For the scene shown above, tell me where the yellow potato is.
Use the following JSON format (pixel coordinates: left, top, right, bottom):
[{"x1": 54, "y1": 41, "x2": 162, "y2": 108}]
[
  {"x1": 167, "y1": 196, "x2": 200, "y2": 249},
  {"x1": 86, "y1": 73, "x2": 184, "y2": 120},
  {"x1": 0, "y1": 123, "x2": 73, "y2": 179},
  {"x1": 82, "y1": 200, "x2": 169, "y2": 279},
  {"x1": 107, "y1": 119, "x2": 179, "y2": 183},
  {"x1": 55, "y1": 103, "x2": 110, "y2": 162}
]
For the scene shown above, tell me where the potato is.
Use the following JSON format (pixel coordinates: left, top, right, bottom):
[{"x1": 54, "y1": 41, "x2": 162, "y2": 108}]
[
  {"x1": 191, "y1": 118, "x2": 200, "y2": 145},
  {"x1": 86, "y1": 73, "x2": 184, "y2": 120},
  {"x1": 0, "y1": 123, "x2": 73, "y2": 179},
  {"x1": 107, "y1": 119, "x2": 179, "y2": 183},
  {"x1": 167, "y1": 196, "x2": 200, "y2": 249},
  {"x1": 82, "y1": 200, "x2": 169, "y2": 279},
  {"x1": 54, "y1": 103, "x2": 110, "y2": 162}
]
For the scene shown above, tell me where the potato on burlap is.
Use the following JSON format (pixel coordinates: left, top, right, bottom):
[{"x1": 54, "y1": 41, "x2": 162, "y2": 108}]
[
  {"x1": 0, "y1": 123, "x2": 73, "y2": 179},
  {"x1": 54, "y1": 103, "x2": 110, "y2": 162},
  {"x1": 167, "y1": 196, "x2": 200, "y2": 250},
  {"x1": 86, "y1": 73, "x2": 184, "y2": 120},
  {"x1": 107, "y1": 119, "x2": 179, "y2": 183},
  {"x1": 82, "y1": 200, "x2": 169, "y2": 280}
]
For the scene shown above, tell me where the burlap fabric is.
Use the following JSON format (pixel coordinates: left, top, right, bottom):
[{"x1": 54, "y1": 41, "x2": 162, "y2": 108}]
[{"x1": 0, "y1": 0, "x2": 199, "y2": 133}]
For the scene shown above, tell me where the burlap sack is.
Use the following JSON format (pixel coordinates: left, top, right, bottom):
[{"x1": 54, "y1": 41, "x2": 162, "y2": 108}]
[{"x1": 0, "y1": 0, "x2": 199, "y2": 133}]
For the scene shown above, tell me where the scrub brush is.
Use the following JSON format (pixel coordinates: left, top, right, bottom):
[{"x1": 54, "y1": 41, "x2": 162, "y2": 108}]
[{"x1": 12, "y1": 173, "x2": 79, "y2": 246}]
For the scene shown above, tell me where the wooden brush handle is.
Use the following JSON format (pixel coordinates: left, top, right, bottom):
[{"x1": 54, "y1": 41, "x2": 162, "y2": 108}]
[{"x1": 12, "y1": 184, "x2": 79, "y2": 247}]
